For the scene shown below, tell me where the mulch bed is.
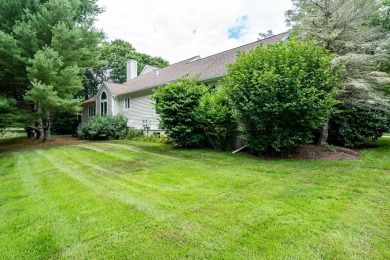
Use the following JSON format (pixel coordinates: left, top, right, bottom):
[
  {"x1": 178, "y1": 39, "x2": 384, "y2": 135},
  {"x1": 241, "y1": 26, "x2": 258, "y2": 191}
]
[
  {"x1": 0, "y1": 135, "x2": 86, "y2": 153},
  {"x1": 290, "y1": 144, "x2": 360, "y2": 161}
]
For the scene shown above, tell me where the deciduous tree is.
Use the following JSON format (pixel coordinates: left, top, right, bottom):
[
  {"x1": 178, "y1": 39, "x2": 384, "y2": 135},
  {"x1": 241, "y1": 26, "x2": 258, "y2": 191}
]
[
  {"x1": 286, "y1": 0, "x2": 390, "y2": 145},
  {"x1": 100, "y1": 39, "x2": 169, "y2": 83},
  {"x1": 223, "y1": 40, "x2": 339, "y2": 155}
]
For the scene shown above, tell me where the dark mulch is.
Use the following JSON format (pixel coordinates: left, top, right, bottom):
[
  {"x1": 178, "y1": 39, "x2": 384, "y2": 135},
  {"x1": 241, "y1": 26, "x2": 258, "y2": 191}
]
[
  {"x1": 290, "y1": 144, "x2": 360, "y2": 161},
  {"x1": 0, "y1": 135, "x2": 87, "y2": 153}
]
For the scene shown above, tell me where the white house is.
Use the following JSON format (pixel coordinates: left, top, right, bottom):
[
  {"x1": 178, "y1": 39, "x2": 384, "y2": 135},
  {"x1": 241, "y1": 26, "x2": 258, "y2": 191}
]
[{"x1": 81, "y1": 32, "x2": 289, "y2": 132}]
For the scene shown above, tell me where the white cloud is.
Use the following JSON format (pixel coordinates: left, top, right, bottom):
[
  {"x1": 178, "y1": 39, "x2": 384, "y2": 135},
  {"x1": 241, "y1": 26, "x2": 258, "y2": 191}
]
[{"x1": 96, "y1": 0, "x2": 293, "y2": 64}]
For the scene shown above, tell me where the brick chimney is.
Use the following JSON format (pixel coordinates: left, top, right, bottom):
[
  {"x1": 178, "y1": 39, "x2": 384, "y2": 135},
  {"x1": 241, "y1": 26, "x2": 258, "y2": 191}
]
[{"x1": 127, "y1": 59, "x2": 137, "y2": 81}]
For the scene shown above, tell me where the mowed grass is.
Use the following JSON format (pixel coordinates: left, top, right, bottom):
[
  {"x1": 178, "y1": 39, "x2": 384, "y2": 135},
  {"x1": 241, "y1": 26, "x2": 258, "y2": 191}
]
[{"x1": 0, "y1": 137, "x2": 389, "y2": 259}]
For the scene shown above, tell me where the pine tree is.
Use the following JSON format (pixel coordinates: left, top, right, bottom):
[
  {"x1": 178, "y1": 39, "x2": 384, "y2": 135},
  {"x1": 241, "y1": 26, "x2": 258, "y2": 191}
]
[{"x1": 0, "y1": 0, "x2": 103, "y2": 141}]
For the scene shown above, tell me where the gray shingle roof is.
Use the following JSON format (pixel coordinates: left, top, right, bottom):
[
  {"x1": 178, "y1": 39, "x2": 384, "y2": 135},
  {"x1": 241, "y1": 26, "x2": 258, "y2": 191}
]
[
  {"x1": 103, "y1": 32, "x2": 289, "y2": 97},
  {"x1": 81, "y1": 96, "x2": 96, "y2": 104}
]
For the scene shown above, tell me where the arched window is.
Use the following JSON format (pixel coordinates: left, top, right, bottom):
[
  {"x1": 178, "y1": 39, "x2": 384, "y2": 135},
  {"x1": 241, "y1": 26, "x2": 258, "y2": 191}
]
[{"x1": 101, "y1": 91, "x2": 108, "y2": 115}]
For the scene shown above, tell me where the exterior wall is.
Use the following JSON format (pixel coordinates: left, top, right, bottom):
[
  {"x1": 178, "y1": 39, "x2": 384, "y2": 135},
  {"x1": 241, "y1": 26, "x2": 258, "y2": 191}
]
[
  {"x1": 118, "y1": 89, "x2": 161, "y2": 131},
  {"x1": 81, "y1": 102, "x2": 96, "y2": 124},
  {"x1": 81, "y1": 104, "x2": 89, "y2": 124},
  {"x1": 81, "y1": 80, "x2": 221, "y2": 129},
  {"x1": 113, "y1": 98, "x2": 121, "y2": 116},
  {"x1": 96, "y1": 85, "x2": 113, "y2": 116}
]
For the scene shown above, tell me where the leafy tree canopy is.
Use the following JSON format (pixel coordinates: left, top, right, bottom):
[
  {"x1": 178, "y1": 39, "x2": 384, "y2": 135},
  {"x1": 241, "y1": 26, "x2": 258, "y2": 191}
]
[
  {"x1": 286, "y1": 0, "x2": 390, "y2": 107},
  {"x1": 223, "y1": 40, "x2": 340, "y2": 155},
  {"x1": 100, "y1": 39, "x2": 169, "y2": 83}
]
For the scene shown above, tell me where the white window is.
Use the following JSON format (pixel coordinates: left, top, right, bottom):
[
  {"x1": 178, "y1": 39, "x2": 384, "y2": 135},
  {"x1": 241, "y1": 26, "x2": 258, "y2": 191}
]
[
  {"x1": 100, "y1": 91, "x2": 108, "y2": 115},
  {"x1": 88, "y1": 105, "x2": 96, "y2": 117},
  {"x1": 124, "y1": 98, "x2": 131, "y2": 110}
]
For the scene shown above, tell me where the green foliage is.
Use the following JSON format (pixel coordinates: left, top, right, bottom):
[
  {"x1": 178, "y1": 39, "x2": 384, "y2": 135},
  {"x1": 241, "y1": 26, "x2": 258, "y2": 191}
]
[
  {"x1": 77, "y1": 114, "x2": 127, "y2": 140},
  {"x1": 27, "y1": 47, "x2": 83, "y2": 97},
  {"x1": 124, "y1": 127, "x2": 144, "y2": 139},
  {"x1": 152, "y1": 78, "x2": 208, "y2": 147},
  {"x1": 223, "y1": 40, "x2": 339, "y2": 155},
  {"x1": 51, "y1": 113, "x2": 79, "y2": 135},
  {"x1": 195, "y1": 88, "x2": 237, "y2": 150},
  {"x1": 0, "y1": 95, "x2": 18, "y2": 135},
  {"x1": 0, "y1": 0, "x2": 102, "y2": 140},
  {"x1": 127, "y1": 132, "x2": 173, "y2": 144},
  {"x1": 100, "y1": 39, "x2": 169, "y2": 83},
  {"x1": 329, "y1": 104, "x2": 390, "y2": 148},
  {"x1": 24, "y1": 48, "x2": 83, "y2": 138},
  {"x1": 286, "y1": 0, "x2": 390, "y2": 109}
]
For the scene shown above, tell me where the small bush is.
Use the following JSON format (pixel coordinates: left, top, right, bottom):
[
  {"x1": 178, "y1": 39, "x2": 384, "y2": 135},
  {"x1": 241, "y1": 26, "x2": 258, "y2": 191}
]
[
  {"x1": 125, "y1": 127, "x2": 144, "y2": 139},
  {"x1": 136, "y1": 133, "x2": 173, "y2": 144},
  {"x1": 77, "y1": 114, "x2": 127, "y2": 140},
  {"x1": 328, "y1": 103, "x2": 390, "y2": 147},
  {"x1": 126, "y1": 131, "x2": 173, "y2": 144}
]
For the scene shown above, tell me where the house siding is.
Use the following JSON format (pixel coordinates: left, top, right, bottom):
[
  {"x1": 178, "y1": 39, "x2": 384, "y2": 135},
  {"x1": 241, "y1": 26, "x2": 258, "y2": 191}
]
[
  {"x1": 81, "y1": 104, "x2": 90, "y2": 124},
  {"x1": 113, "y1": 98, "x2": 121, "y2": 116},
  {"x1": 119, "y1": 89, "x2": 161, "y2": 131}
]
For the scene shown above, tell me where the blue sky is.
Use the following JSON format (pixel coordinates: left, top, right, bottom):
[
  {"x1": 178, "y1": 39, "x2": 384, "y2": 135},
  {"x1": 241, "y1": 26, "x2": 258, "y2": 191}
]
[
  {"x1": 228, "y1": 15, "x2": 249, "y2": 39},
  {"x1": 96, "y1": 0, "x2": 293, "y2": 63}
]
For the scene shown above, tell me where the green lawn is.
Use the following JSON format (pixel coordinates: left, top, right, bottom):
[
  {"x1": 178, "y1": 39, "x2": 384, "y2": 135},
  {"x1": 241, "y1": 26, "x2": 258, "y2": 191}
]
[{"x1": 0, "y1": 137, "x2": 389, "y2": 259}]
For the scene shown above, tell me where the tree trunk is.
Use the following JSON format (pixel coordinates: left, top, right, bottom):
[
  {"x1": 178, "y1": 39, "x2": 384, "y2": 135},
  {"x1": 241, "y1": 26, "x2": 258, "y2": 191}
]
[
  {"x1": 43, "y1": 126, "x2": 51, "y2": 142},
  {"x1": 42, "y1": 115, "x2": 52, "y2": 142},
  {"x1": 25, "y1": 126, "x2": 36, "y2": 138},
  {"x1": 318, "y1": 117, "x2": 329, "y2": 146},
  {"x1": 35, "y1": 122, "x2": 43, "y2": 140}
]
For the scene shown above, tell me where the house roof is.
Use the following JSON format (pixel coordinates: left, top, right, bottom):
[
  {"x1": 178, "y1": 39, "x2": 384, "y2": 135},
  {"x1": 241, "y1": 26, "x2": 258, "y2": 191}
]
[
  {"x1": 140, "y1": 65, "x2": 160, "y2": 75},
  {"x1": 101, "y1": 32, "x2": 289, "y2": 97},
  {"x1": 104, "y1": 82, "x2": 125, "y2": 96},
  {"x1": 81, "y1": 96, "x2": 96, "y2": 104}
]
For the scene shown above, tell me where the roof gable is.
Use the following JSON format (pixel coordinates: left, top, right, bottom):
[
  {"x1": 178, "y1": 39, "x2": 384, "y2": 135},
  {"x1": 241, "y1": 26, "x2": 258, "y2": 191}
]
[{"x1": 140, "y1": 65, "x2": 160, "y2": 75}]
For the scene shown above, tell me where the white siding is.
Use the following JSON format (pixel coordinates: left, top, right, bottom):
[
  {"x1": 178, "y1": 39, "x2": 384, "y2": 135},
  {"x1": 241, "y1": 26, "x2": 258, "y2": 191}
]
[
  {"x1": 113, "y1": 98, "x2": 121, "y2": 115},
  {"x1": 81, "y1": 104, "x2": 89, "y2": 124},
  {"x1": 119, "y1": 89, "x2": 161, "y2": 130}
]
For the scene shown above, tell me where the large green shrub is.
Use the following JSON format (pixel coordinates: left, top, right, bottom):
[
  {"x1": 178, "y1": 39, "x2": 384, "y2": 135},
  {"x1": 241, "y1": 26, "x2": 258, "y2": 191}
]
[
  {"x1": 195, "y1": 88, "x2": 237, "y2": 150},
  {"x1": 328, "y1": 104, "x2": 390, "y2": 148},
  {"x1": 152, "y1": 77, "x2": 208, "y2": 147},
  {"x1": 223, "y1": 40, "x2": 339, "y2": 155},
  {"x1": 77, "y1": 114, "x2": 127, "y2": 140}
]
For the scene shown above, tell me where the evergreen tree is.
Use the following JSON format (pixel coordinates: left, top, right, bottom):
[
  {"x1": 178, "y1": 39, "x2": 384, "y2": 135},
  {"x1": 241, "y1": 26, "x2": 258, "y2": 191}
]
[
  {"x1": 286, "y1": 0, "x2": 390, "y2": 145},
  {"x1": 0, "y1": 0, "x2": 103, "y2": 141}
]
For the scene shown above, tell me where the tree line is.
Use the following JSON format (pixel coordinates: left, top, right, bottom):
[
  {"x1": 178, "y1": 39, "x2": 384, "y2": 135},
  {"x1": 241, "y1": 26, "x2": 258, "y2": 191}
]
[{"x1": 0, "y1": 0, "x2": 168, "y2": 141}]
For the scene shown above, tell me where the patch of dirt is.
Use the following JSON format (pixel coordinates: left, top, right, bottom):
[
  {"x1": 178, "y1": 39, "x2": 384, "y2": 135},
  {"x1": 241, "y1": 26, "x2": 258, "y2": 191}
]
[
  {"x1": 0, "y1": 135, "x2": 87, "y2": 153},
  {"x1": 290, "y1": 144, "x2": 360, "y2": 161}
]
